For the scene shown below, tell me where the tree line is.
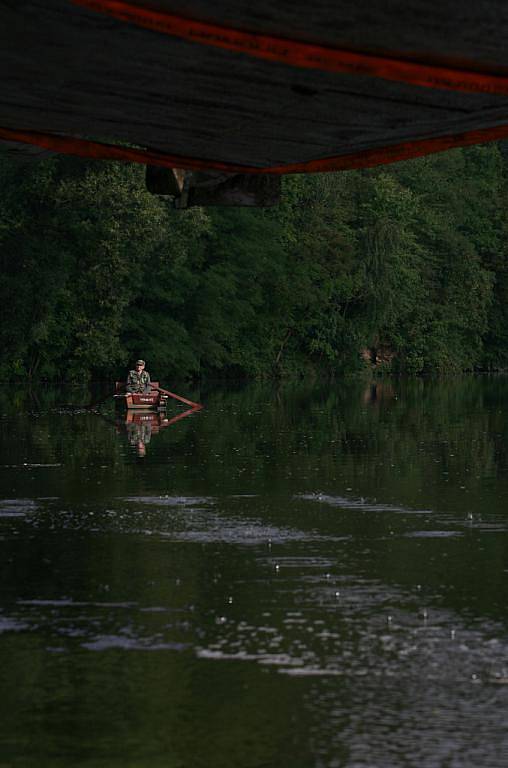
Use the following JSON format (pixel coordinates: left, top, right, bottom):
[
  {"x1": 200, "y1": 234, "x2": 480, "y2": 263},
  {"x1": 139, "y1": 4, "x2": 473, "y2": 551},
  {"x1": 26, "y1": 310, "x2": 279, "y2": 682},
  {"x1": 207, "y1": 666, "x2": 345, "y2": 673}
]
[{"x1": 1, "y1": 143, "x2": 508, "y2": 381}]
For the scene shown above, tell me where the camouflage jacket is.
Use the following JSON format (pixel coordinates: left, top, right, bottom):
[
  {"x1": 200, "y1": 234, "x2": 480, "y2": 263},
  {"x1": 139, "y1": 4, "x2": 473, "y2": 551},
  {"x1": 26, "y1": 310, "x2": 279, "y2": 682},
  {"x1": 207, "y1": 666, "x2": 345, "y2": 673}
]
[{"x1": 126, "y1": 369, "x2": 151, "y2": 392}]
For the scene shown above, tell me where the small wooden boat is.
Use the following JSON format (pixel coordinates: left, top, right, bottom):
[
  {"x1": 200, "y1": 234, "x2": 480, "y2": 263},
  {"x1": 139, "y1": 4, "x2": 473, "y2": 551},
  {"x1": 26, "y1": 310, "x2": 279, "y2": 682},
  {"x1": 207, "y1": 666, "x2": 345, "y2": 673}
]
[{"x1": 114, "y1": 381, "x2": 169, "y2": 411}]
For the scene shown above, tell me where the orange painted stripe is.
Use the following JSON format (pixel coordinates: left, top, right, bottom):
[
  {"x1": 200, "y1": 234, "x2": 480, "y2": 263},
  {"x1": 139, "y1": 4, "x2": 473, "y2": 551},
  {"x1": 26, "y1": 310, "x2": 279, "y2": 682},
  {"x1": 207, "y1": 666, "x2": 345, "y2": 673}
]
[
  {"x1": 71, "y1": 0, "x2": 508, "y2": 95},
  {"x1": 267, "y1": 124, "x2": 508, "y2": 173},
  {"x1": 0, "y1": 127, "x2": 255, "y2": 173},
  {"x1": 3, "y1": 123, "x2": 508, "y2": 175}
]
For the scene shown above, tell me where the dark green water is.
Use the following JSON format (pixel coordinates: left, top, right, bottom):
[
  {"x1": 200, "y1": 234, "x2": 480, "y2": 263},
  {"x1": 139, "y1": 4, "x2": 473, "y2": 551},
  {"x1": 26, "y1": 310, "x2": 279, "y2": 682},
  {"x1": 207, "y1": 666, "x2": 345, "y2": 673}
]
[{"x1": 1, "y1": 378, "x2": 508, "y2": 767}]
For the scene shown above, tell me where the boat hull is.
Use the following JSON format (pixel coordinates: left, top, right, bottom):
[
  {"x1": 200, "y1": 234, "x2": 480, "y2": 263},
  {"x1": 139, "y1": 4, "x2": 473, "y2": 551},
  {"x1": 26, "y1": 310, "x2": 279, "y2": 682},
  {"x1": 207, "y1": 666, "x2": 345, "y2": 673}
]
[{"x1": 114, "y1": 382, "x2": 168, "y2": 411}]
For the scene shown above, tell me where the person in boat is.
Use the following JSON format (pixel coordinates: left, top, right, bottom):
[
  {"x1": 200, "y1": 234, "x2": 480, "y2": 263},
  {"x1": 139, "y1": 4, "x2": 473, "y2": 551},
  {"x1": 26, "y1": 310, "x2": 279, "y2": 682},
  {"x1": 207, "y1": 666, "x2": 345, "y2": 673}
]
[{"x1": 126, "y1": 359, "x2": 151, "y2": 394}]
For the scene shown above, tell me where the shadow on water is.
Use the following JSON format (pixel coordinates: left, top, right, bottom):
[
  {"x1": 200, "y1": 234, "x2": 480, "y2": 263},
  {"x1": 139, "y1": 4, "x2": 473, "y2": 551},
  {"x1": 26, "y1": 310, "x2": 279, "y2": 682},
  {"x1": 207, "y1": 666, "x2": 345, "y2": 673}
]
[{"x1": 1, "y1": 377, "x2": 508, "y2": 767}]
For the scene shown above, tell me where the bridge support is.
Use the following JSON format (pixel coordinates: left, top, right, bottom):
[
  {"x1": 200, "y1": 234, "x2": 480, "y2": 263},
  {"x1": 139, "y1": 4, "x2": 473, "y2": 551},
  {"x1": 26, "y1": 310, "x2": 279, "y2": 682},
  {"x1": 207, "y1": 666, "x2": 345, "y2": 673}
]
[{"x1": 145, "y1": 167, "x2": 281, "y2": 207}]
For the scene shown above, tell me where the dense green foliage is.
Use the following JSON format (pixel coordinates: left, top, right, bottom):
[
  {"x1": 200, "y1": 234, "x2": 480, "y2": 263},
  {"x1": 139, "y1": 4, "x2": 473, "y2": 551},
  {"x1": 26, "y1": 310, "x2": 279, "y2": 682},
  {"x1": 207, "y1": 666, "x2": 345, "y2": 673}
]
[{"x1": 1, "y1": 144, "x2": 508, "y2": 381}]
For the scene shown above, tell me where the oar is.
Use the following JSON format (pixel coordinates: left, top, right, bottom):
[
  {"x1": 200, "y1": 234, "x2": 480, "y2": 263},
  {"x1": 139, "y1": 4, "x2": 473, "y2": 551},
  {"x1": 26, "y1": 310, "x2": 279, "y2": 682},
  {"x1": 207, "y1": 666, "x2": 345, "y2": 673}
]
[
  {"x1": 86, "y1": 382, "x2": 129, "y2": 410},
  {"x1": 162, "y1": 406, "x2": 202, "y2": 426},
  {"x1": 152, "y1": 385, "x2": 202, "y2": 410},
  {"x1": 62, "y1": 386, "x2": 121, "y2": 411}
]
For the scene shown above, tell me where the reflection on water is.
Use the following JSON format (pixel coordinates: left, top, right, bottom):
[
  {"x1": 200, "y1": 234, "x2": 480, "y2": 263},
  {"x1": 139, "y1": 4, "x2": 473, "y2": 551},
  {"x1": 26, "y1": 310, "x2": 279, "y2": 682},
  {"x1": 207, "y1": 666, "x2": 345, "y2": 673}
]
[
  {"x1": 124, "y1": 411, "x2": 156, "y2": 455},
  {"x1": 1, "y1": 378, "x2": 508, "y2": 767},
  {"x1": 117, "y1": 407, "x2": 202, "y2": 456}
]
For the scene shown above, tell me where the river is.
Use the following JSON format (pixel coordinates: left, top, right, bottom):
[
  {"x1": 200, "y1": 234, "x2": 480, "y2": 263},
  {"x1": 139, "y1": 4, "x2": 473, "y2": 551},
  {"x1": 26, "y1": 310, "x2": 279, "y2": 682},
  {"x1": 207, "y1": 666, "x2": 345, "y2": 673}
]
[{"x1": 1, "y1": 377, "x2": 508, "y2": 767}]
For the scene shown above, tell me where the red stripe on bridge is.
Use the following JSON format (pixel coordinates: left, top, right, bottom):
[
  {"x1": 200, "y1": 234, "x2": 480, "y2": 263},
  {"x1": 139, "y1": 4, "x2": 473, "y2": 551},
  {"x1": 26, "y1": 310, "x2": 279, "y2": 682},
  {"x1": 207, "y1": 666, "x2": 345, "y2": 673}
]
[
  {"x1": 3, "y1": 124, "x2": 508, "y2": 175},
  {"x1": 72, "y1": 0, "x2": 508, "y2": 96}
]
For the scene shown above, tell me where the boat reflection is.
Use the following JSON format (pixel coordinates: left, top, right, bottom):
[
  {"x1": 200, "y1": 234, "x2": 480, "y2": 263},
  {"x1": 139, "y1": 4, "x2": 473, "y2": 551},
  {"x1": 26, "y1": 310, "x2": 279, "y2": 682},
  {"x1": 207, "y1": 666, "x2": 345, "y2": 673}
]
[{"x1": 117, "y1": 407, "x2": 202, "y2": 456}]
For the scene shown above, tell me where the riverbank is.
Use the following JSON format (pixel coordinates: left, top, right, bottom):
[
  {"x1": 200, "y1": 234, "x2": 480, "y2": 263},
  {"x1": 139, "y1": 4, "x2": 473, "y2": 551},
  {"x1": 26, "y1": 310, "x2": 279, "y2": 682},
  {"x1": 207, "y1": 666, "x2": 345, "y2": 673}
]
[{"x1": 2, "y1": 142, "x2": 508, "y2": 381}]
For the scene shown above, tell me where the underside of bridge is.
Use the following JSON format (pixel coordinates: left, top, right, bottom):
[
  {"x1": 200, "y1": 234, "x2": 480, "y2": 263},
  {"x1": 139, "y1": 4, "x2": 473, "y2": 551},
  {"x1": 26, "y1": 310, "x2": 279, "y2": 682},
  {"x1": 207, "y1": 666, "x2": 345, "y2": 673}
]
[{"x1": 2, "y1": 1, "x2": 508, "y2": 205}]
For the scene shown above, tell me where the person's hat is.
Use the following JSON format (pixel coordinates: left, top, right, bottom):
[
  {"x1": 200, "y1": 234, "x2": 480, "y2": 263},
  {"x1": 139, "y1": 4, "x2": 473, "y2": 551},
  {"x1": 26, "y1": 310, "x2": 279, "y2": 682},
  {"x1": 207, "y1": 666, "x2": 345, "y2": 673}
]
[{"x1": 136, "y1": 359, "x2": 145, "y2": 366}]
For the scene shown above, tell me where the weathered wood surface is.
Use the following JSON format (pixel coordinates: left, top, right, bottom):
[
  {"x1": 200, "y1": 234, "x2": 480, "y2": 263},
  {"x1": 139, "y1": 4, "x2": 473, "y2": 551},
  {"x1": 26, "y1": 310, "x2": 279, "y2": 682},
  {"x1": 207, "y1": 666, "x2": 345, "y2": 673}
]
[
  {"x1": 131, "y1": 0, "x2": 508, "y2": 68},
  {"x1": 1, "y1": 1, "x2": 508, "y2": 168}
]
